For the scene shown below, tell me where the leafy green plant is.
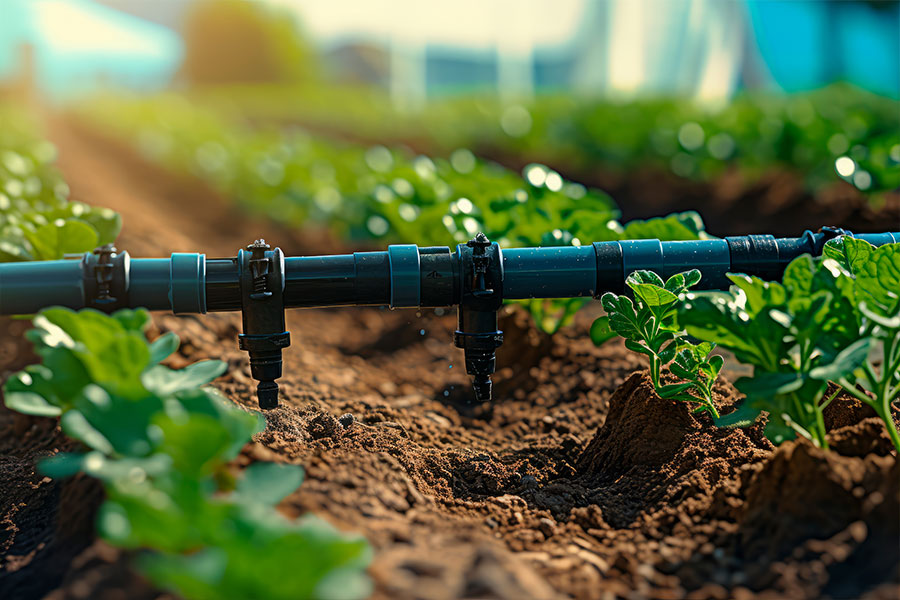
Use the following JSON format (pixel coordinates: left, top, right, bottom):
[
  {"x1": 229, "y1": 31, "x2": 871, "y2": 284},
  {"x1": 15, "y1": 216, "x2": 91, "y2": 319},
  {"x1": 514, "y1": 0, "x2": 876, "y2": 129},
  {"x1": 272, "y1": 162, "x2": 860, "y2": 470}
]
[
  {"x1": 591, "y1": 269, "x2": 723, "y2": 417},
  {"x1": 679, "y1": 237, "x2": 900, "y2": 453},
  {"x1": 821, "y1": 237, "x2": 900, "y2": 452},
  {"x1": 3, "y1": 308, "x2": 371, "y2": 599},
  {"x1": 80, "y1": 96, "x2": 711, "y2": 334},
  {"x1": 0, "y1": 103, "x2": 121, "y2": 261},
  {"x1": 139, "y1": 83, "x2": 899, "y2": 202}
]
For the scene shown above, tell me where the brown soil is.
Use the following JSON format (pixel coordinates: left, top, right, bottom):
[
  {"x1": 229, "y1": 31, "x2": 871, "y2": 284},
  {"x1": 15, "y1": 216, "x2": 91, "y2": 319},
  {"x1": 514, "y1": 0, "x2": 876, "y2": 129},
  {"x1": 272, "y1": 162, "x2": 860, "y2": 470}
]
[{"x1": 0, "y1": 119, "x2": 897, "y2": 600}]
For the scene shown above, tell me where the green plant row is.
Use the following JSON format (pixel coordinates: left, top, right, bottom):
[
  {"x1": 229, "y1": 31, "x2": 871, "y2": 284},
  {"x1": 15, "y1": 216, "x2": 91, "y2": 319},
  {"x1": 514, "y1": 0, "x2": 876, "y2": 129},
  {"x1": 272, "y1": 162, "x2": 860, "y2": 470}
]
[
  {"x1": 4, "y1": 307, "x2": 372, "y2": 599},
  {"x1": 0, "y1": 103, "x2": 121, "y2": 261},
  {"x1": 181, "y1": 83, "x2": 900, "y2": 202},
  {"x1": 79, "y1": 95, "x2": 710, "y2": 333},
  {"x1": 594, "y1": 236, "x2": 900, "y2": 454}
]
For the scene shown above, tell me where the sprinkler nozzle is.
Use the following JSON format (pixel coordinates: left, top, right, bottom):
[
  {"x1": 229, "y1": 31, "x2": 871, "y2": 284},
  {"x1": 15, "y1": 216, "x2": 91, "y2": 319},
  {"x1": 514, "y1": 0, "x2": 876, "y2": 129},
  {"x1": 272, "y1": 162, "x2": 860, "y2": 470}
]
[
  {"x1": 472, "y1": 376, "x2": 492, "y2": 403},
  {"x1": 257, "y1": 381, "x2": 280, "y2": 410}
]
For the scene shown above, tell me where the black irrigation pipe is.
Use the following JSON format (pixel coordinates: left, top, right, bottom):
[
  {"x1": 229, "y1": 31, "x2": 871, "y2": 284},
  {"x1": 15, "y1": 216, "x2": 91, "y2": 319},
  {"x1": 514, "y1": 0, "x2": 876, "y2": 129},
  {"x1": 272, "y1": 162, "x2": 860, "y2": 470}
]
[{"x1": 2, "y1": 227, "x2": 896, "y2": 407}]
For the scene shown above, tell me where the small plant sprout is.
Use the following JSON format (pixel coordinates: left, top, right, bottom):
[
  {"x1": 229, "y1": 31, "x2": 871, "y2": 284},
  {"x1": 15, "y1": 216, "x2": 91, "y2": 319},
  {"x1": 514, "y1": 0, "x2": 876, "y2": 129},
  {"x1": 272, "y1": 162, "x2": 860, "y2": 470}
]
[{"x1": 591, "y1": 269, "x2": 723, "y2": 418}]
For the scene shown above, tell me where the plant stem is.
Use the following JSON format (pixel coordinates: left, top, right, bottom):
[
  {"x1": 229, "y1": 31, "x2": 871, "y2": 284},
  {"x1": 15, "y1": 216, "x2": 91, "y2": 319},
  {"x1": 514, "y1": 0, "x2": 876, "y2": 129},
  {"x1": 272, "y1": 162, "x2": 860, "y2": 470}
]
[
  {"x1": 820, "y1": 385, "x2": 842, "y2": 411},
  {"x1": 877, "y1": 395, "x2": 900, "y2": 454},
  {"x1": 878, "y1": 335, "x2": 900, "y2": 454},
  {"x1": 707, "y1": 397, "x2": 720, "y2": 419},
  {"x1": 839, "y1": 377, "x2": 900, "y2": 455},
  {"x1": 813, "y1": 404, "x2": 829, "y2": 450}
]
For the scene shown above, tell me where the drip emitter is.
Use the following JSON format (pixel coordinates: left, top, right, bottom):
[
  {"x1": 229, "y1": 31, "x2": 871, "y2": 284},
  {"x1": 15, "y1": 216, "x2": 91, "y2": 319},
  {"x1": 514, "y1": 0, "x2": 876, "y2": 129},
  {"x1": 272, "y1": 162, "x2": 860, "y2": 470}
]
[{"x1": 1, "y1": 228, "x2": 897, "y2": 407}]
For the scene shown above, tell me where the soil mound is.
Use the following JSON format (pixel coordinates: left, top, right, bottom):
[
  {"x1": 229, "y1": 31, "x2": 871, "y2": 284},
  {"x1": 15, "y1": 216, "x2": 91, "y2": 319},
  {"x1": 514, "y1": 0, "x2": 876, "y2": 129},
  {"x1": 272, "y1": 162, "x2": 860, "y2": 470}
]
[
  {"x1": 575, "y1": 371, "x2": 771, "y2": 527},
  {"x1": 739, "y1": 437, "x2": 899, "y2": 596},
  {"x1": 567, "y1": 371, "x2": 899, "y2": 599}
]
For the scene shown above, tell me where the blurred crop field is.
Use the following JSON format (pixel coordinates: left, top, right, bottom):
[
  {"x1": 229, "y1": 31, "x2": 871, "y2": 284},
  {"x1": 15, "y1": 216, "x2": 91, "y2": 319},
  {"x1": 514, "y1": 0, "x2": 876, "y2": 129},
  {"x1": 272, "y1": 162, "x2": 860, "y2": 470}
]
[{"x1": 1, "y1": 2, "x2": 899, "y2": 600}]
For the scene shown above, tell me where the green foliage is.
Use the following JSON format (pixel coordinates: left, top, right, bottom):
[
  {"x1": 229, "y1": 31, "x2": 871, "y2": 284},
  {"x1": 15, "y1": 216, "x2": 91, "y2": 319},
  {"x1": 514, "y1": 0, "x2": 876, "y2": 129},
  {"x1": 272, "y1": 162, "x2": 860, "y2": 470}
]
[
  {"x1": 679, "y1": 238, "x2": 900, "y2": 452},
  {"x1": 821, "y1": 237, "x2": 900, "y2": 453},
  {"x1": 592, "y1": 269, "x2": 722, "y2": 417},
  {"x1": 81, "y1": 96, "x2": 709, "y2": 334},
  {"x1": 0, "y1": 104, "x2": 121, "y2": 262},
  {"x1": 4, "y1": 308, "x2": 371, "y2": 599},
  {"x1": 146, "y1": 83, "x2": 899, "y2": 202}
]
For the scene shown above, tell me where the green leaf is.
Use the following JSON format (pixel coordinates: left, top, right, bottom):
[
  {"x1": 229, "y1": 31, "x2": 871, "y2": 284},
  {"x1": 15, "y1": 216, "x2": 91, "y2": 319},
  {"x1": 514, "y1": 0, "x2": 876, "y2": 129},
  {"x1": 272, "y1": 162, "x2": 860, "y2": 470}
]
[
  {"x1": 628, "y1": 281, "x2": 678, "y2": 307},
  {"x1": 735, "y1": 372, "x2": 804, "y2": 397},
  {"x1": 38, "y1": 452, "x2": 87, "y2": 479},
  {"x1": 726, "y1": 273, "x2": 787, "y2": 314},
  {"x1": 73, "y1": 385, "x2": 164, "y2": 457},
  {"x1": 823, "y1": 236, "x2": 873, "y2": 274},
  {"x1": 153, "y1": 413, "x2": 232, "y2": 477},
  {"x1": 235, "y1": 462, "x2": 304, "y2": 506},
  {"x1": 658, "y1": 344, "x2": 678, "y2": 364},
  {"x1": 149, "y1": 332, "x2": 180, "y2": 364},
  {"x1": 4, "y1": 391, "x2": 62, "y2": 417},
  {"x1": 669, "y1": 362, "x2": 695, "y2": 381},
  {"x1": 680, "y1": 293, "x2": 783, "y2": 367},
  {"x1": 855, "y1": 243, "x2": 900, "y2": 317},
  {"x1": 173, "y1": 388, "x2": 263, "y2": 459},
  {"x1": 139, "y1": 548, "x2": 228, "y2": 594},
  {"x1": 31, "y1": 308, "x2": 151, "y2": 399},
  {"x1": 3, "y1": 364, "x2": 69, "y2": 414},
  {"x1": 860, "y1": 302, "x2": 900, "y2": 329},
  {"x1": 704, "y1": 354, "x2": 725, "y2": 379},
  {"x1": 142, "y1": 360, "x2": 227, "y2": 397},
  {"x1": 714, "y1": 400, "x2": 762, "y2": 428},
  {"x1": 624, "y1": 338, "x2": 655, "y2": 359},
  {"x1": 589, "y1": 316, "x2": 617, "y2": 346},
  {"x1": 656, "y1": 382, "x2": 694, "y2": 398},
  {"x1": 627, "y1": 270, "x2": 665, "y2": 288},
  {"x1": 78, "y1": 207, "x2": 122, "y2": 246},
  {"x1": 61, "y1": 409, "x2": 114, "y2": 455},
  {"x1": 665, "y1": 269, "x2": 701, "y2": 293},
  {"x1": 112, "y1": 309, "x2": 151, "y2": 332},
  {"x1": 809, "y1": 338, "x2": 872, "y2": 381},
  {"x1": 620, "y1": 211, "x2": 707, "y2": 241},
  {"x1": 782, "y1": 254, "x2": 815, "y2": 298},
  {"x1": 23, "y1": 219, "x2": 99, "y2": 260}
]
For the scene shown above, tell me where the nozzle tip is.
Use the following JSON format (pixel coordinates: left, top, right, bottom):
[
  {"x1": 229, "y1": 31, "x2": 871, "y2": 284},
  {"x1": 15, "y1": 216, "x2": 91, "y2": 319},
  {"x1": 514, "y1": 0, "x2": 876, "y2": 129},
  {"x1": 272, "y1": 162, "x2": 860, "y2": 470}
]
[
  {"x1": 472, "y1": 376, "x2": 492, "y2": 403},
  {"x1": 257, "y1": 381, "x2": 279, "y2": 409}
]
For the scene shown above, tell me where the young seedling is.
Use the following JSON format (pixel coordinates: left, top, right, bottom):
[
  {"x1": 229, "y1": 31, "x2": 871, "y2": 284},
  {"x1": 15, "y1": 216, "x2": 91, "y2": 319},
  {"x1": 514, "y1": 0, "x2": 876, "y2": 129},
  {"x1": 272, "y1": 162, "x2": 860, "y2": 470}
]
[
  {"x1": 680, "y1": 237, "x2": 900, "y2": 453},
  {"x1": 4, "y1": 308, "x2": 372, "y2": 600},
  {"x1": 821, "y1": 237, "x2": 900, "y2": 453},
  {"x1": 591, "y1": 269, "x2": 723, "y2": 418}
]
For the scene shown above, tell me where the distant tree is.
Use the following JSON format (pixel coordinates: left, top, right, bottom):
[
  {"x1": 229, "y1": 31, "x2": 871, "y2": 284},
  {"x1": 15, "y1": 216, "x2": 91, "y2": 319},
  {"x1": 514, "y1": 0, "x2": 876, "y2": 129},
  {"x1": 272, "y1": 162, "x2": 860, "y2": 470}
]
[{"x1": 179, "y1": 0, "x2": 318, "y2": 85}]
